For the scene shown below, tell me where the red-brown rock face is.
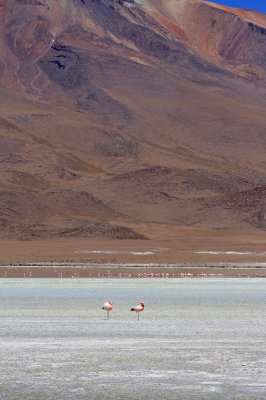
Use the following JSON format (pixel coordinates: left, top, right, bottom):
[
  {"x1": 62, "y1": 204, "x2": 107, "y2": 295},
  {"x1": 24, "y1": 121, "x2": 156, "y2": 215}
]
[
  {"x1": 183, "y1": 1, "x2": 266, "y2": 82},
  {"x1": 143, "y1": 0, "x2": 266, "y2": 82}
]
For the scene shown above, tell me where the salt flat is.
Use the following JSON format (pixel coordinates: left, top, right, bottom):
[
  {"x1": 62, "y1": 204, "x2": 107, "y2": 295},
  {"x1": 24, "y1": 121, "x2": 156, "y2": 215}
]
[{"x1": 0, "y1": 278, "x2": 265, "y2": 399}]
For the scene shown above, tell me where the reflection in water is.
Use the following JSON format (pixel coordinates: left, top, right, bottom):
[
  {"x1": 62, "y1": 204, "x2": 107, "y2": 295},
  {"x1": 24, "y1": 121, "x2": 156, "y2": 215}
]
[{"x1": 0, "y1": 278, "x2": 265, "y2": 399}]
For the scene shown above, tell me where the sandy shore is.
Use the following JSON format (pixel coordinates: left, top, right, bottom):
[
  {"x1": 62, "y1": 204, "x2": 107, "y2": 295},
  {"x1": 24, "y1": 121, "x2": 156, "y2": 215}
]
[{"x1": 1, "y1": 227, "x2": 266, "y2": 277}]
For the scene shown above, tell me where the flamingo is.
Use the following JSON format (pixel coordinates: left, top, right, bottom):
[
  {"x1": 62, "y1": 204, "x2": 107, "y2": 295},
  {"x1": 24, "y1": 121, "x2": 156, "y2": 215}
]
[
  {"x1": 102, "y1": 301, "x2": 113, "y2": 319},
  {"x1": 130, "y1": 301, "x2": 144, "y2": 320}
]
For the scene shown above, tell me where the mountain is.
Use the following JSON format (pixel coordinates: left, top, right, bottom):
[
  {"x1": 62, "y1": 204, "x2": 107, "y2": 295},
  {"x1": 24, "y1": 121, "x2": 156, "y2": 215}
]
[{"x1": 0, "y1": 0, "x2": 266, "y2": 240}]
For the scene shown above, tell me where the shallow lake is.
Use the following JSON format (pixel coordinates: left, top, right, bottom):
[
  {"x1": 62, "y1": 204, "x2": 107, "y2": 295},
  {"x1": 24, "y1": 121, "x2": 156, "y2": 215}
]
[{"x1": 0, "y1": 278, "x2": 265, "y2": 399}]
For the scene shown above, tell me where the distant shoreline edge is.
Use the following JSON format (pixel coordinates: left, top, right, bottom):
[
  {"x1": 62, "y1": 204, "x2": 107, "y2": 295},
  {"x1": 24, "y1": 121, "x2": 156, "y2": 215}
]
[{"x1": 1, "y1": 263, "x2": 266, "y2": 278}]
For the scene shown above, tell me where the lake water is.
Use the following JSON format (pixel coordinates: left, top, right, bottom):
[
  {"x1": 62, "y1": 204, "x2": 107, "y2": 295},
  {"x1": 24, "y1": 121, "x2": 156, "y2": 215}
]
[{"x1": 0, "y1": 278, "x2": 265, "y2": 399}]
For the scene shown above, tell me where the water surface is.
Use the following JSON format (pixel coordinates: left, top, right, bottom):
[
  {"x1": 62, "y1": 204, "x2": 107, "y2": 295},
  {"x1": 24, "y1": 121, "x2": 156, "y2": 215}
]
[{"x1": 0, "y1": 278, "x2": 265, "y2": 399}]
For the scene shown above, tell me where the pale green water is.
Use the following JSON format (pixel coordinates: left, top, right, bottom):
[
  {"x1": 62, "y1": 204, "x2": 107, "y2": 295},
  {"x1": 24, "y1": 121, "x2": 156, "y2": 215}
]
[{"x1": 0, "y1": 278, "x2": 265, "y2": 399}]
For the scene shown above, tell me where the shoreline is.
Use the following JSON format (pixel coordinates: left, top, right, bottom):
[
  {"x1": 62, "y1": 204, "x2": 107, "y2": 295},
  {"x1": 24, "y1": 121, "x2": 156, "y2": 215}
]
[
  {"x1": 2, "y1": 231, "x2": 266, "y2": 278},
  {"x1": 1, "y1": 263, "x2": 266, "y2": 278}
]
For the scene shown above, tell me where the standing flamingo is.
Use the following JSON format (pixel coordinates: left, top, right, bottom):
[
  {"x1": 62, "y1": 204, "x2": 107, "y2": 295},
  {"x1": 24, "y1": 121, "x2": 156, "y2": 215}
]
[
  {"x1": 130, "y1": 301, "x2": 144, "y2": 320},
  {"x1": 102, "y1": 301, "x2": 113, "y2": 319}
]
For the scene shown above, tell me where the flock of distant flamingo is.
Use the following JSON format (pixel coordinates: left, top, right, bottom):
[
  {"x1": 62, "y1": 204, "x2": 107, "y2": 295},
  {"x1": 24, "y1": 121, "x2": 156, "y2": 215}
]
[{"x1": 102, "y1": 301, "x2": 144, "y2": 320}]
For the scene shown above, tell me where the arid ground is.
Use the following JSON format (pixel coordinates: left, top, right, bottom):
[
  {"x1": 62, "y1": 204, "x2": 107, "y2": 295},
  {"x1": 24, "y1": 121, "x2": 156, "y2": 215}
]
[{"x1": 1, "y1": 225, "x2": 266, "y2": 277}]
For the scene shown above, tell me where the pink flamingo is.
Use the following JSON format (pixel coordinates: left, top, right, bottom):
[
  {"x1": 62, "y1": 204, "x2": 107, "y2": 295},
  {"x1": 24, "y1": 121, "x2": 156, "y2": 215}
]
[
  {"x1": 102, "y1": 301, "x2": 113, "y2": 319},
  {"x1": 130, "y1": 301, "x2": 144, "y2": 320}
]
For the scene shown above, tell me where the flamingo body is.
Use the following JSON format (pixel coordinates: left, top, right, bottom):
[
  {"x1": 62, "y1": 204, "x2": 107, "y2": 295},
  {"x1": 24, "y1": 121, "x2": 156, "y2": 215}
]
[
  {"x1": 131, "y1": 302, "x2": 144, "y2": 319},
  {"x1": 102, "y1": 301, "x2": 113, "y2": 312},
  {"x1": 102, "y1": 301, "x2": 113, "y2": 319}
]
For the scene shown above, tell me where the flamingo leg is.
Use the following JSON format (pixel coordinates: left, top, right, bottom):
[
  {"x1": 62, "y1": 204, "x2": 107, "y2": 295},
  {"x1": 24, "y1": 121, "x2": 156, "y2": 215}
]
[
  {"x1": 138, "y1": 312, "x2": 139, "y2": 321},
  {"x1": 107, "y1": 311, "x2": 109, "y2": 320}
]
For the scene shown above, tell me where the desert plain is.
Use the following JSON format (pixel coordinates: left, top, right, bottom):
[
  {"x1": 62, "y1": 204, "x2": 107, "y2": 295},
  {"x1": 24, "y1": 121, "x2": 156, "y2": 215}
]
[{"x1": 1, "y1": 224, "x2": 266, "y2": 277}]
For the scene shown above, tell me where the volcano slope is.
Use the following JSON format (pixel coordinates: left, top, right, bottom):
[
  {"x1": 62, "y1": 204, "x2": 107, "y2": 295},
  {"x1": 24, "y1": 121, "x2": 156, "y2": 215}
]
[{"x1": 0, "y1": 0, "x2": 266, "y2": 254}]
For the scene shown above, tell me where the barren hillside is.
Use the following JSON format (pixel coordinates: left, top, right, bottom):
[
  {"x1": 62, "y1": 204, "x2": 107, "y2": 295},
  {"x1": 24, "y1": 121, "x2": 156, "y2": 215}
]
[{"x1": 0, "y1": 0, "x2": 266, "y2": 241}]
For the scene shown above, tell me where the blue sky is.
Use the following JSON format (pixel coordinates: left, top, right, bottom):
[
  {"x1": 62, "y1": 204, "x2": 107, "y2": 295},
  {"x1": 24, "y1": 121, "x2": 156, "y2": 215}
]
[{"x1": 204, "y1": 1, "x2": 266, "y2": 14}]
